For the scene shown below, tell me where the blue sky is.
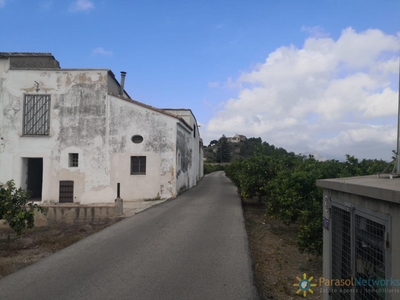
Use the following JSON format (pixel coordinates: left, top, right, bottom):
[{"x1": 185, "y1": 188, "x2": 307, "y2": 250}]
[{"x1": 1, "y1": 0, "x2": 399, "y2": 160}]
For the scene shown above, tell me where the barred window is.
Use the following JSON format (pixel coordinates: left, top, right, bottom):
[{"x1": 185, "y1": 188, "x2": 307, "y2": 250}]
[
  {"x1": 23, "y1": 94, "x2": 50, "y2": 135},
  {"x1": 131, "y1": 156, "x2": 146, "y2": 175},
  {"x1": 69, "y1": 153, "x2": 79, "y2": 167}
]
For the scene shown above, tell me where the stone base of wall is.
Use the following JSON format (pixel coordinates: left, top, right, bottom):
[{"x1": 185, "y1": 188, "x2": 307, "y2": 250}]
[
  {"x1": 1, "y1": 200, "x2": 125, "y2": 228},
  {"x1": 34, "y1": 203, "x2": 122, "y2": 226}
]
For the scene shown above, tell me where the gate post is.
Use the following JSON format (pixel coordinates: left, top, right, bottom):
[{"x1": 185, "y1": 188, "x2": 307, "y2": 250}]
[{"x1": 115, "y1": 183, "x2": 123, "y2": 216}]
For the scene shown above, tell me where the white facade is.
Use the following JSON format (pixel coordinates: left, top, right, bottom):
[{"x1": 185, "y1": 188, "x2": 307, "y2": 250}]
[
  {"x1": 0, "y1": 53, "x2": 203, "y2": 204},
  {"x1": 227, "y1": 134, "x2": 246, "y2": 143},
  {"x1": 163, "y1": 109, "x2": 204, "y2": 193}
]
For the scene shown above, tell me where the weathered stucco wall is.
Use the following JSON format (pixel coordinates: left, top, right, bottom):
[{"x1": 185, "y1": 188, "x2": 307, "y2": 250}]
[
  {"x1": 176, "y1": 123, "x2": 192, "y2": 193},
  {"x1": 167, "y1": 109, "x2": 203, "y2": 192},
  {"x1": 108, "y1": 95, "x2": 177, "y2": 200},
  {"x1": 0, "y1": 57, "x2": 203, "y2": 204},
  {"x1": 0, "y1": 64, "x2": 114, "y2": 203}
]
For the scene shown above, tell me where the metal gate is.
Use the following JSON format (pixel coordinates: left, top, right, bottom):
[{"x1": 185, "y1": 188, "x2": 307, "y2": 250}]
[
  {"x1": 354, "y1": 214, "x2": 386, "y2": 300},
  {"x1": 332, "y1": 206, "x2": 352, "y2": 300},
  {"x1": 59, "y1": 181, "x2": 74, "y2": 203},
  {"x1": 331, "y1": 202, "x2": 390, "y2": 300}
]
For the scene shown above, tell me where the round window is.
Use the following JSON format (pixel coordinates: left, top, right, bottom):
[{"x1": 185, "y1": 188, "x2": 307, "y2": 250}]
[{"x1": 131, "y1": 135, "x2": 143, "y2": 144}]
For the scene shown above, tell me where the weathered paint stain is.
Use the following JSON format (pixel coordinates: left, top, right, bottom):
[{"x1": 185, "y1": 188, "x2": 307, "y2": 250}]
[
  {"x1": 176, "y1": 128, "x2": 192, "y2": 174},
  {"x1": 143, "y1": 116, "x2": 171, "y2": 154},
  {"x1": 65, "y1": 74, "x2": 72, "y2": 87},
  {"x1": 77, "y1": 72, "x2": 104, "y2": 84},
  {"x1": 21, "y1": 86, "x2": 36, "y2": 93}
]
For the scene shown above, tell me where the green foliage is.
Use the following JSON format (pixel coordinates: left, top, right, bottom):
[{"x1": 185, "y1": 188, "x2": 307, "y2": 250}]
[
  {"x1": 238, "y1": 137, "x2": 262, "y2": 158},
  {"x1": 0, "y1": 180, "x2": 43, "y2": 235},
  {"x1": 208, "y1": 140, "x2": 218, "y2": 147},
  {"x1": 339, "y1": 154, "x2": 390, "y2": 177},
  {"x1": 203, "y1": 146, "x2": 217, "y2": 163},
  {"x1": 226, "y1": 147, "x2": 389, "y2": 256},
  {"x1": 297, "y1": 206, "x2": 323, "y2": 256},
  {"x1": 216, "y1": 135, "x2": 231, "y2": 163},
  {"x1": 204, "y1": 164, "x2": 225, "y2": 175}
]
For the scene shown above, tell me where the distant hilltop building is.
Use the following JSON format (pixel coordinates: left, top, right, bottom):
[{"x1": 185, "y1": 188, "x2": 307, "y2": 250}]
[{"x1": 227, "y1": 134, "x2": 247, "y2": 143}]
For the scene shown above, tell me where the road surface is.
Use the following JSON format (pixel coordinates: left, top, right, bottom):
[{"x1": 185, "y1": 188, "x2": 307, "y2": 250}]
[{"x1": 0, "y1": 171, "x2": 260, "y2": 300}]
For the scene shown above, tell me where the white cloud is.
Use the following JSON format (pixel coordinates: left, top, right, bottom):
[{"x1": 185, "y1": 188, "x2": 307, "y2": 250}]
[
  {"x1": 361, "y1": 88, "x2": 398, "y2": 118},
  {"x1": 316, "y1": 124, "x2": 397, "y2": 159},
  {"x1": 205, "y1": 27, "x2": 400, "y2": 160},
  {"x1": 92, "y1": 47, "x2": 113, "y2": 56},
  {"x1": 301, "y1": 26, "x2": 329, "y2": 38},
  {"x1": 69, "y1": 0, "x2": 94, "y2": 12}
]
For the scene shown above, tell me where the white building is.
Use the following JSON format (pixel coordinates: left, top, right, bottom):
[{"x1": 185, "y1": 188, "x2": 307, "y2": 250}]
[
  {"x1": 0, "y1": 52, "x2": 203, "y2": 204},
  {"x1": 227, "y1": 134, "x2": 246, "y2": 143}
]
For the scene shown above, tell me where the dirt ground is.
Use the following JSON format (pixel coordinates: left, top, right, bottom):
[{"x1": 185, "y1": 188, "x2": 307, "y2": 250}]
[
  {"x1": 0, "y1": 219, "x2": 121, "y2": 279},
  {"x1": 0, "y1": 199, "x2": 322, "y2": 299},
  {"x1": 242, "y1": 198, "x2": 322, "y2": 299}
]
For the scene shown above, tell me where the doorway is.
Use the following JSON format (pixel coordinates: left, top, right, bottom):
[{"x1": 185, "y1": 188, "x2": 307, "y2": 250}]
[
  {"x1": 27, "y1": 158, "x2": 43, "y2": 201},
  {"x1": 59, "y1": 181, "x2": 74, "y2": 203}
]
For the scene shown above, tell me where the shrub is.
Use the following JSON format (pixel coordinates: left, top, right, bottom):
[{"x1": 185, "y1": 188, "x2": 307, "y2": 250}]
[
  {"x1": 226, "y1": 150, "x2": 389, "y2": 256},
  {"x1": 0, "y1": 180, "x2": 43, "y2": 235},
  {"x1": 204, "y1": 164, "x2": 225, "y2": 175}
]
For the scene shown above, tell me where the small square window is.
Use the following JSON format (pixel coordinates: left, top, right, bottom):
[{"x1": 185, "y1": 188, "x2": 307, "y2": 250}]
[
  {"x1": 131, "y1": 156, "x2": 146, "y2": 175},
  {"x1": 69, "y1": 153, "x2": 79, "y2": 167}
]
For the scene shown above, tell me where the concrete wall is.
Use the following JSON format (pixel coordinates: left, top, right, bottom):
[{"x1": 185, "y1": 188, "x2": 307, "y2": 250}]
[
  {"x1": 108, "y1": 95, "x2": 177, "y2": 200},
  {"x1": 321, "y1": 188, "x2": 331, "y2": 300},
  {"x1": 0, "y1": 63, "x2": 113, "y2": 203},
  {"x1": 165, "y1": 109, "x2": 204, "y2": 192},
  {"x1": 33, "y1": 204, "x2": 121, "y2": 226},
  {"x1": 0, "y1": 67, "x2": 177, "y2": 203},
  {"x1": 198, "y1": 140, "x2": 204, "y2": 181},
  {"x1": 176, "y1": 123, "x2": 193, "y2": 193},
  {"x1": 0, "y1": 57, "x2": 203, "y2": 204}
]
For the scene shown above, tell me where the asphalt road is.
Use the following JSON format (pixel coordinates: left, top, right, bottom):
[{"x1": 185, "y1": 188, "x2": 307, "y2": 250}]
[{"x1": 0, "y1": 171, "x2": 260, "y2": 300}]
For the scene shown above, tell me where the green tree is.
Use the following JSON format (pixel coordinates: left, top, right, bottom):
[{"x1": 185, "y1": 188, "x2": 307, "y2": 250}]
[
  {"x1": 226, "y1": 144, "x2": 390, "y2": 256},
  {"x1": 216, "y1": 135, "x2": 231, "y2": 163},
  {"x1": 0, "y1": 180, "x2": 43, "y2": 235},
  {"x1": 208, "y1": 140, "x2": 218, "y2": 147},
  {"x1": 239, "y1": 137, "x2": 262, "y2": 157}
]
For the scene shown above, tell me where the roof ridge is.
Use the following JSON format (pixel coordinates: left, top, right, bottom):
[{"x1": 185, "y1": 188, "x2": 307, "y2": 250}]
[
  {"x1": 109, "y1": 94, "x2": 193, "y2": 131},
  {"x1": 0, "y1": 52, "x2": 54, "y2": 57}
]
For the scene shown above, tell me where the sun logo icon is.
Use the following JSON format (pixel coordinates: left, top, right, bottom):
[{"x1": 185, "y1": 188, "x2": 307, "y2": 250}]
[{"x1": 293, "y1": 273, "x2": 317, "y2": 297}]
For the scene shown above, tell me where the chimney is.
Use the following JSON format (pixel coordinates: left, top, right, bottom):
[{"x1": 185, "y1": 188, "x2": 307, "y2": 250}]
[{"x1": 119, "y1": 71, "x2": 127, "y2": 96}]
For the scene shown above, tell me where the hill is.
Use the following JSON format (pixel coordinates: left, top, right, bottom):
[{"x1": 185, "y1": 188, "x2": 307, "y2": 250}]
[{"x1": 204, "y1": 135, "x2": 292, "y2": 163}]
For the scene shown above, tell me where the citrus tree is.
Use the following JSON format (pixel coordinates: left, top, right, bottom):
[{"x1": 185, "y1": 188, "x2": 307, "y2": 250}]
[
  {"x1": 0, "y1": 180, "x2": 43, "y2": 235},
  {"x1": 225, "y1": 137, "x2": 390, "y2": 256}
]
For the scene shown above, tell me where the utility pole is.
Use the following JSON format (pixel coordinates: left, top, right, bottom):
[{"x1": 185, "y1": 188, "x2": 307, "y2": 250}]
[
  {"x1": 379, "y1": 58, "x2": 400, "y2": 178},
  {"x1": 393, "y1": 58, "x2": 400, "y2": 175}
]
